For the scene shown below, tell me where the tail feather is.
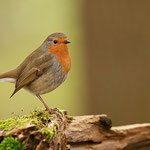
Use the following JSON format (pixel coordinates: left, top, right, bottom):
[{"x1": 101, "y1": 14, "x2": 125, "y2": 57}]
[
  {"x1": 0, "y1": 78, "x2": 16, "y2": 83},
  {"x1": 0, "y1": 69, "x2": 18, "y2": 79},
  {"x1": 0, "y1": 69, "x2": 18, "y2": 83},
  {"x1": 0, "y1": 69, "x2": 20, "y2": 98}
]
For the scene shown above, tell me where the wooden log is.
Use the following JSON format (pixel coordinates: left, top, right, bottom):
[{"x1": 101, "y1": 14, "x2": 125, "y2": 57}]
[
  {"x1": 66, "y1": 115, "x2": 150, "y2": 150},
  {"x1": 0, "y1": 110, "x2": 150, "y2": 150},
  {"x1": 0, "y1": 109, "x2": 67, "y2": 150}
]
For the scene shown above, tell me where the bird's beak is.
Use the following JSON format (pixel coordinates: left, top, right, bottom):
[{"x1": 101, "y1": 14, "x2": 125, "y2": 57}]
[{"x1": 64, "y1": 40, "x2": 71, "y2": 44}]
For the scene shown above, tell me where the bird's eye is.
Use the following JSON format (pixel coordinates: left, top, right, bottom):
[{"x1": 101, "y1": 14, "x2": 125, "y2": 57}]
[{"x1": 53, "y1": 40, "x2": 58, "y2": 44}]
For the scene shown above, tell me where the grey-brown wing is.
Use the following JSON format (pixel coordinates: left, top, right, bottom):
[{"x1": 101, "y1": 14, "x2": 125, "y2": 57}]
[{"x1": 10, "y1": 60, "x2": 53, "y2": 98}]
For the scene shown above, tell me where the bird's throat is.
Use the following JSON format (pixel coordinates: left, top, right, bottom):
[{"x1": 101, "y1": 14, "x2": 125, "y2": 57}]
[{"x1": 48, "y1": 44, "x2": 71, "y2": 73}]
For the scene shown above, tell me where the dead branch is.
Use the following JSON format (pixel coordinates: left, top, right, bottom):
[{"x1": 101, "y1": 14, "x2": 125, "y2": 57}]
[{"x1": 0, "y1": 111, "x2": 150, "y2": 150}]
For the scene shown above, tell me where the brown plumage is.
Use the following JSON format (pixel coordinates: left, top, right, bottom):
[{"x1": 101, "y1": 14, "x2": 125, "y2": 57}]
[{"x1": 0, "y1": 33, "x2": 71, "y2": 113}]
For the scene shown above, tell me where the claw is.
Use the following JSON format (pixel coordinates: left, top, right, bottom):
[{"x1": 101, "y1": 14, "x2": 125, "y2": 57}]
[{"x1": 46, "y1": 108, "x2": 64, "y2": 121}]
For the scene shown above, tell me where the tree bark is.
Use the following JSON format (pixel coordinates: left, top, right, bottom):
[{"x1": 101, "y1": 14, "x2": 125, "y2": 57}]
[
  {"x1": 0, "y1": 111, "x2": 150, "y2": 150},
  {"x1": 66, "y1": 115, "x2": 150, "y2": 150}
]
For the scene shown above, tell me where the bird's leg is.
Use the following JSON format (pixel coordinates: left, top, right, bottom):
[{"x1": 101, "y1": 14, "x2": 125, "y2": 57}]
[{"x1": 36, "y1": 94, "x2": 56, "y2": 114}]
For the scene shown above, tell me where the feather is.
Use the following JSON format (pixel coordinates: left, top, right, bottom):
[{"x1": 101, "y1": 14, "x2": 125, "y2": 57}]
[{"x1": 0, "y1": 78, "x2": 16, "y2": 83}]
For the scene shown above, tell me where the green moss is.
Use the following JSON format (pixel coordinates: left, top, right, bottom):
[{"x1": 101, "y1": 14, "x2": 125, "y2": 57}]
[
  {"x1": 0, "y1": 108, "x2": 49, "y2": 131},
  {"x1": 41, "y1": 123, "x2": 59, "y2": 142},
  {"x1": 0, "y1": 136, "x2": 25, "y2": 150},
  {"x1": 0, "y1": 108, "x2": 61, "y2": 142}
]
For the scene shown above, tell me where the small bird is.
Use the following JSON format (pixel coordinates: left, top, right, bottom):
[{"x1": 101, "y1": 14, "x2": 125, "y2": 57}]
[{"x1": 0, "y1": 33, "x2": 71, "y2": 113}]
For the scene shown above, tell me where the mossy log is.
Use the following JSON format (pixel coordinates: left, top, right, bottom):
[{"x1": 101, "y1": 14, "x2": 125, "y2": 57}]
[{"x1": 0, "y1": 109, "x2": 150, "y2": 150}]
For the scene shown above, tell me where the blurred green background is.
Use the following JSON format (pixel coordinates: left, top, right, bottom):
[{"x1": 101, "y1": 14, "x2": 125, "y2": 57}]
[
  {"x1": 0, "y1": 0, "x2": 150, "y2": 125},
  {"x1": 0, "y1": 0, "x2": 88, "y2": 119}
]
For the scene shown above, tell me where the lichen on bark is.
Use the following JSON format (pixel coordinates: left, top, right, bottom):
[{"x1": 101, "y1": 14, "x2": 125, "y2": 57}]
[{"x1": 0, "y1": 108, "x2": 66, "y2": 150}]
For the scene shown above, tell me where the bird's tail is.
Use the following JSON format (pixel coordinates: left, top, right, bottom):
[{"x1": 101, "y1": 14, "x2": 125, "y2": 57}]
[{"x1": 0, "y1": 69, "x2": 18, "y2": 83}]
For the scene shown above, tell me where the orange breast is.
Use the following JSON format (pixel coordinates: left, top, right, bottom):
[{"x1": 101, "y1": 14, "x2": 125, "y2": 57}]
[{"x1": 48, "y1": 42, "x2": 71, "y2": 74}]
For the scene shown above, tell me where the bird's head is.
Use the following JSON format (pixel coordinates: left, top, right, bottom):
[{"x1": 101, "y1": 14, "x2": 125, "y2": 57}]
[
  {"x1": 41, "y1": 33, "x2": 71, "y2": 73},
  {"x1": 41, "y1": 33, "x2": 70, "y2": 57}
]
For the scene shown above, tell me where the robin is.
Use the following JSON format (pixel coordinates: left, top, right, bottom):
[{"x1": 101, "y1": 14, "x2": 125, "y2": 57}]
[{"x1": 0, "y1": 33, "x2": 71, "y2": 113}]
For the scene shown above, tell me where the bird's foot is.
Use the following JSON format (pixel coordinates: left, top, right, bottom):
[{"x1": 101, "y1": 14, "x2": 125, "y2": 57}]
[
  {"x1": 45, "y1": 107, "x2": 64, "y2": 120},
  {"x1": 53, "y1": 108, "x2": 64, "y2": 116}
]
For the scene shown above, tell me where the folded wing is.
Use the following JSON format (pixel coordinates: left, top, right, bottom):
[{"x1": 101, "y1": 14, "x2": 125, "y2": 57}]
[{"x1": 10, "y1": 57, "x2": 54, "y2": 98}]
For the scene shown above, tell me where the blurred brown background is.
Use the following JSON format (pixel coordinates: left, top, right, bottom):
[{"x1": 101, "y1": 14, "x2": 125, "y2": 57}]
[
  {"x1": 83, "y1": 0, "x2": 150, "y2": 125},
  {"x1": 0, "y1": 0, "x2": 150, "y2": 125}
]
